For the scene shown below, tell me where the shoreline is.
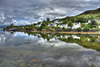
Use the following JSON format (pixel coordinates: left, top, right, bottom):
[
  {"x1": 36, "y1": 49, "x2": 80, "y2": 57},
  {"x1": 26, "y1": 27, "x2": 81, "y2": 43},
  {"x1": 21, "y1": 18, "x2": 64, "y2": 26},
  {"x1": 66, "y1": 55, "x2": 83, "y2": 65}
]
[
  {"x1": 31, "y1": 30, "x2": 100, "y2": 34},
  {"x1": 5, "y1": 29, "x2": 100, "y2": 34}
]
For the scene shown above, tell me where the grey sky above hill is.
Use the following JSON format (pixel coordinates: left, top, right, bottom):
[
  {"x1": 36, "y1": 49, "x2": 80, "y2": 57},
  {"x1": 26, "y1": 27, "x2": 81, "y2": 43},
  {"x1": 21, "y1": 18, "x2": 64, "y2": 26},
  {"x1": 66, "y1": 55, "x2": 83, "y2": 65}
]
[{"x1": 0, "y1": 0, "x2": 100, "y2": 25}]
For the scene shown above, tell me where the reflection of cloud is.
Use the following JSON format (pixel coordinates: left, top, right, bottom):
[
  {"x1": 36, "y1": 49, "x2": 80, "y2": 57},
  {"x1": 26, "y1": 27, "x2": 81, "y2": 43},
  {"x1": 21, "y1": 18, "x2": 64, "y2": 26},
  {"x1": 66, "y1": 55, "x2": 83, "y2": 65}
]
[
  {"x1": 0, "y1": 34, "x2": 6, "y2": 44},
  {"x1": 38, "y1": 38, "x2": 84, "y2": 49},
  {"x1": 0, "y1": 32, "x2": 39, "y2": 45},
  {"x1": 0, "y1": 13, "x2": 5, "y2": 22},
  {"x1": 0, "y1": 31, "x2": 100, "y2": 67},
  {"x1": 13, "y1": 32, "x2": 39, "y2": 40},
  {"x1": 41, "y1": 51, "x2": 100, "y2": 67}
]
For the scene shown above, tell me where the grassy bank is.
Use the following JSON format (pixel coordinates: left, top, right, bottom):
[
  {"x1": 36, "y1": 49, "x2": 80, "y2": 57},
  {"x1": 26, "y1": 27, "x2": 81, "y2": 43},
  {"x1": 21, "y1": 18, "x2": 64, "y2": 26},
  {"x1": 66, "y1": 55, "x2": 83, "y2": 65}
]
[{"x1": 31, "y1": 30, "x2": 100, "y2": 34}]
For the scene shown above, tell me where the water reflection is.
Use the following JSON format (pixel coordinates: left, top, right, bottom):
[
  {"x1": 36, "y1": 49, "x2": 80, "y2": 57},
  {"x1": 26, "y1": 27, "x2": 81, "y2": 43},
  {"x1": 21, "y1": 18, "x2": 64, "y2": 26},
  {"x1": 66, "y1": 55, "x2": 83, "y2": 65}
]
[
  {"x1": 23, "y1": 31, "x2": 100, "y2": 51},
  {"x1": 0, "y1": 28, "x2": 3, "y2": 31},
  {"x1": 0, "y1": 31, "x2": 100, "y2": 67}
]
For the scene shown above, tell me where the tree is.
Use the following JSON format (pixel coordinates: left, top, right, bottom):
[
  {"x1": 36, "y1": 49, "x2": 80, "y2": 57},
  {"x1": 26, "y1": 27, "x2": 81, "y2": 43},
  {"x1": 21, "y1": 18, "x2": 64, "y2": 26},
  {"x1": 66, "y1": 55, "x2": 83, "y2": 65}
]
[
  {"x1": 67, "y1": 21, "x2": 73, "y2": 28},
  {"x1": 33, "y1": 23, "x2": 37, "y2": 26},
  {"x1": 81, "y1": 23, "x2": 86, "y2": 28},
  {"x1": 62, "y1": 27, "x2": 66, "y2": 31},
  {"x1": 47, "y1": 18, "x2": 50, "y2": 21},
  {"x1": 10, "y1": 23, "x2": 14, "y2": 27},
  {"x1": 38, "y1": 22, "x2": 41, "y2": 25},
  {"x1": 41, "y1": 22, "x2": 46, "y2": 27},
  {"x1": 90, "y1": 20, "x2": 97, "y2": 25}
]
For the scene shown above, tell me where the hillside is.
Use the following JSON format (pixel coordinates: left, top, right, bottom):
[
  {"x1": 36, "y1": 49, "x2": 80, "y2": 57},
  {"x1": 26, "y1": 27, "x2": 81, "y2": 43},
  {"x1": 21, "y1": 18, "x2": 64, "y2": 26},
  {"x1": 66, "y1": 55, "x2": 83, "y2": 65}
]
[
  {"x1": 79, "y1": 8, "x2": 100, "y2": 15},
  {"x1": 58, "y1": 8, "x2": 100, "y2": 23},
  {"x1": 78, "y1": 8, "x2": 100, "y2": 19}
]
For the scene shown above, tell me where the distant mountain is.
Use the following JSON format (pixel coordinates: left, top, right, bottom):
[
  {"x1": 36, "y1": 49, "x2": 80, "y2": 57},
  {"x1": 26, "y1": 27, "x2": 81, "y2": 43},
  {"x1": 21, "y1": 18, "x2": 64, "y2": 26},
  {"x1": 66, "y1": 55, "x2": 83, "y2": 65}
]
[{"x1": 0, "y1": 25, "x2": 9, "y2": 28}]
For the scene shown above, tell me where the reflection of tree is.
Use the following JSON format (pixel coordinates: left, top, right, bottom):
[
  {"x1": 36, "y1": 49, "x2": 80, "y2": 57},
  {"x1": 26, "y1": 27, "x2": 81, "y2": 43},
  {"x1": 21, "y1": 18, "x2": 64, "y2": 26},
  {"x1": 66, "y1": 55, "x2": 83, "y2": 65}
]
[
  {"x1": 22, "y1": 31, "x2": 100, "y2": 51},
  {"x1": 40, "y1": 33, "x2": 50, "y2": 41},
  {"x1": 59, "y1": 35, "x2": 100, "y2": 51}
]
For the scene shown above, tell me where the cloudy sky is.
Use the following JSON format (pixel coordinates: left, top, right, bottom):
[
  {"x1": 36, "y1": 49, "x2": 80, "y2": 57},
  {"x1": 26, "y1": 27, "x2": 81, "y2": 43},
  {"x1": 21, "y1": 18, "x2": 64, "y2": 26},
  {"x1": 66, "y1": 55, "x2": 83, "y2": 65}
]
[{"x1": 0, "y1": 0, "x2": 100, "y2": 25}]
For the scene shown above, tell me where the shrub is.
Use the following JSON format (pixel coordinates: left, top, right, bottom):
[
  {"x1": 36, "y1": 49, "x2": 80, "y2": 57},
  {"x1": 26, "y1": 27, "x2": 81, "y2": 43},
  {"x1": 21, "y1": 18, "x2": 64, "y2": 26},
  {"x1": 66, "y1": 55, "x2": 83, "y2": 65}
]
[
  {"x1": 65, "y1": 28, "x2": 72, "y2": 31},
  {"x1": 76, "y1": 27, "x2": 82, "y2": 32},
  {"x1": 67, "y1": 21, "x2": 73, "y2": 28},
  {"x1": 83, "y1": 28, "x2": 89, "y2": 31}
]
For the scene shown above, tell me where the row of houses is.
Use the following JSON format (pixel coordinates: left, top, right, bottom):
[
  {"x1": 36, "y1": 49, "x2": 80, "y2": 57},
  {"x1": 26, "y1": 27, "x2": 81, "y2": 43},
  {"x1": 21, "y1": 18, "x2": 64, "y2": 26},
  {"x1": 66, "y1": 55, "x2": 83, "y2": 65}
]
[
  {"x1": 45, "y1": 20, "x2": 81, "y2": 29},
  {"x1": 35, "y1": 19, "x2": 100, "y2": 29}
]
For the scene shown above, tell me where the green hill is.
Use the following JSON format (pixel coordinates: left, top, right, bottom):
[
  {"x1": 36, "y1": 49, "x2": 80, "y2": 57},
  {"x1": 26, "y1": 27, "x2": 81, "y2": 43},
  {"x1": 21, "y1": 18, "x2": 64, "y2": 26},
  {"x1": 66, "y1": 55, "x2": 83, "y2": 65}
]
[
  {"x1": 80, "y1": 8, "x2": 100, "y2": 15},
  {"x1": 78, "y1": 8, "x2": 100, "y2": 19},
  {"x1": 57, "y1": 8, "x2": 100, "y2": 23}
]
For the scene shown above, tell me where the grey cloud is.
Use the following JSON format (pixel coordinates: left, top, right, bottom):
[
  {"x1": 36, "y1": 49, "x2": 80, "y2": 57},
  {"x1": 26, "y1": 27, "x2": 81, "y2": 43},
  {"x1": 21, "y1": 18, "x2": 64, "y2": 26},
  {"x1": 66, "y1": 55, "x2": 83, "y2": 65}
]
[{"x1": 0, "y1": 0, "x2": 100, "y2": 25}]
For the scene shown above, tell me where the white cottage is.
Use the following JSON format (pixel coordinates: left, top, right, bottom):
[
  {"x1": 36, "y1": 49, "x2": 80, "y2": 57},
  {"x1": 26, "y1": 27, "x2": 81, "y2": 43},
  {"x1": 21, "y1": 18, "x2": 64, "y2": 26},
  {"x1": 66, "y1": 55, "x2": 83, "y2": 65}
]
[
  {"x1": 58, "y1": 24, "x2": 68, "y2": 28},
  {"x1": 54, "y1": 20, "x2": 62, "y2": 24},
  {"x1": 72, "y1": 22, "x2": 81, "y2": 29},
  {"x1": 48, "y1": 23, "x2": 57, "y2": 27},
  {"x1": 35, "y1": 24, "x2": 41, "y2": 27},
  {"x1": 96, "y1": 19, "x2": 100, "y2": 28},
  {"x1": 96, "y1": 19, "x2": 100, "y2": 22}
]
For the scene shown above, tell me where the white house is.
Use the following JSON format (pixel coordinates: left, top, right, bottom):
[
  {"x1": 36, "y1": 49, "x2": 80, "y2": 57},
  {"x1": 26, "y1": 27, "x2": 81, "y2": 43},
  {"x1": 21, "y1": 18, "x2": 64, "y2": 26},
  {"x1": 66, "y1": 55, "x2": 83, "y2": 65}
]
[
  {"x1": 96, "y1": 19, "x2": 100, "y2": 22},
  {"x1": 48, "y1": 22, "x2": 81, "y2": 29},
  {"x1": 54, "y1": 20, "x2": 62, "y2": 24},
  {"x1": 88, "y1": 19, "x2": 100, "y2": 28},
  {"x1": 48, "y1": 23, "x2": 57, "y2": 27},
  {"x1": 72, "y1": 22, "x2": 81, "y2": 29},
  {"x1": 35, "y1": 23, "x2": 42, "y2": 27},
  {"x1": 96, "y1": 19, "x2": 100, "y2": 28},
  {"x1": 88, "y1": 19, "x2": 93, "y2": 23},
  {"x1": 35, "y1": 24, "x2": 41, "y2": 27},
  {"x1": 99, "y1": 23, "x2": 100, "y2": 28},
  {"x1": 58, "y1": 24, "x2": 68, "y2": 28}
]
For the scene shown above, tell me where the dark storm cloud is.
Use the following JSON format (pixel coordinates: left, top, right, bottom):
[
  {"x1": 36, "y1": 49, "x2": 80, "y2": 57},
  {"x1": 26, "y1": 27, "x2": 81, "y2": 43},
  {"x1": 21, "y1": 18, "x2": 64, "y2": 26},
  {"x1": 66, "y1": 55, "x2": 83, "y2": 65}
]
[{"x1": 0, "y1": 0, "x2": 100, "y2": 25}]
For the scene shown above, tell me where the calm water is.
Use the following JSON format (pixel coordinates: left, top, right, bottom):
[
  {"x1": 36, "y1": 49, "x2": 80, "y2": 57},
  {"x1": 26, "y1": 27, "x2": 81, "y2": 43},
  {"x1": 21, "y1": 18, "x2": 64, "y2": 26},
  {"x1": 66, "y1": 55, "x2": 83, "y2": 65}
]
[{"x1": 0, "y1": 28, "x2": 100, "y2": 67}]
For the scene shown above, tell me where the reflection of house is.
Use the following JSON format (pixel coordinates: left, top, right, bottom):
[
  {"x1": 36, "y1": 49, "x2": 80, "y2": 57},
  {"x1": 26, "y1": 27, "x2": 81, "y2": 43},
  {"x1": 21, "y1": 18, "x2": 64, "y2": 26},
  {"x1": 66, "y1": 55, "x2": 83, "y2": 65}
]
[
  {"x1": 98, "y1": 36, "x2": 100, "y2": 42},
  {"x1": 9, "y1": 28, "x2": 18, "y2": 31},
  {"x1": 72, "y1": 35, "x2": 80, "y2": 39},
  {"x1": 72, "y1": 22, "x2": 81, "y2": 29},
  {"x1": 98, "y1": 36, "x2": 100, "y2": 38}
]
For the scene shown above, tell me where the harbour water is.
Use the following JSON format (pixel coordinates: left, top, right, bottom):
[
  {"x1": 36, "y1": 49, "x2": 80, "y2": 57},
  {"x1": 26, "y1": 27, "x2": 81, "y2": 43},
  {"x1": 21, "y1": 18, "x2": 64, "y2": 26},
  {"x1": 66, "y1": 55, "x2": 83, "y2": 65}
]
[{"x1": 0, "y1": 29, "x2": 100, "y2": 67}]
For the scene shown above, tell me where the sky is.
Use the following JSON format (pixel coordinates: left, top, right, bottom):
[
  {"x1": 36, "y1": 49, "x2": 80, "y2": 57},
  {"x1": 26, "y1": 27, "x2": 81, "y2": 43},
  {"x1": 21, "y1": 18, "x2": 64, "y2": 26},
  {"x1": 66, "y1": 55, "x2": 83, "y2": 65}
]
[{"x1": 0, "y1": 0, "x2": 100, "y2": 25}]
